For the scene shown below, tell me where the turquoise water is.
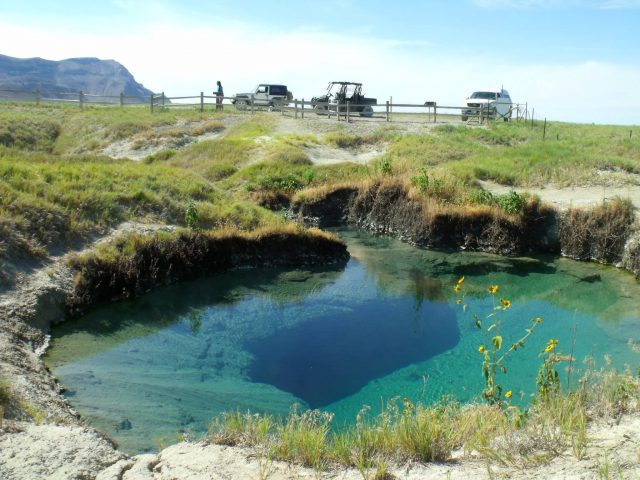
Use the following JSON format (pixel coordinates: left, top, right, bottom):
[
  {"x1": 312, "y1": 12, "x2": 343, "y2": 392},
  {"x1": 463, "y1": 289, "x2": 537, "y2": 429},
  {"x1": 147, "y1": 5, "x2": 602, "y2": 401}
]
[{"x1": 46, "y1": 229, "x2": 640, "y2": 453}]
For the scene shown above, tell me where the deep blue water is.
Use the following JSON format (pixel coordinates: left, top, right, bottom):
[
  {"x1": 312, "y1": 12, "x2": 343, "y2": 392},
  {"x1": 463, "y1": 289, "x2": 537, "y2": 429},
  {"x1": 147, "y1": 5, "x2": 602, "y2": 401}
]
[
  {"x1": 45, "y1": 228, "x2": 640, "y2": 453},
  {"x1": 247, "y1": 296, "x2": 458, "y2": 408}
]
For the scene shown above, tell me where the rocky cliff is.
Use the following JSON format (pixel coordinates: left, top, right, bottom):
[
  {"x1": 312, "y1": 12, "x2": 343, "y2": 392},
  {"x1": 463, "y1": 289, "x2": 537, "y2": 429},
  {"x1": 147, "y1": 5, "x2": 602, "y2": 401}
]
[{"x1": 0, "y1": 54, "x2": 155, "y2": 102}]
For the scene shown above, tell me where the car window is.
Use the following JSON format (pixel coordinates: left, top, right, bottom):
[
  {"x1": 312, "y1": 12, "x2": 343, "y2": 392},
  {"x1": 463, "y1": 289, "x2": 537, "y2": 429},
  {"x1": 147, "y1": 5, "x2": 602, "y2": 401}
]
[
  {"x1": 270, "y1": 85, "x2": 287, "y2": 96},
  {"x1": 470, "y1": 92, "x2": 496, "y2": 100}
]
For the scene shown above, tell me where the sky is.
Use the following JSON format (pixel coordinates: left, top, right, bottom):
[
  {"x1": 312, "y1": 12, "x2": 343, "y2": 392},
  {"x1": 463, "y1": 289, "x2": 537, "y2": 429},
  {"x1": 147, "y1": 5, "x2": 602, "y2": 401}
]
[{"x1": 0, "y1": 0, "x2": 639, "y2": 124}]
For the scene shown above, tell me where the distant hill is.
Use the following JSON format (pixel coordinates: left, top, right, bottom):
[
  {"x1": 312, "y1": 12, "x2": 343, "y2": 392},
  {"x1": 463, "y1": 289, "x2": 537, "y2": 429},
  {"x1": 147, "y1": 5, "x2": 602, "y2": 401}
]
[{"x1": 0, "y1": 54, "x2": 155, "y2": 102}]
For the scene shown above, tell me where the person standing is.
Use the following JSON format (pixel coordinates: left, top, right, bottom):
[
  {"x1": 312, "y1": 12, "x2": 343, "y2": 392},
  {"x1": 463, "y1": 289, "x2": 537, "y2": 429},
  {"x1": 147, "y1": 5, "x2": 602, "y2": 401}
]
[{"x1": 215, "y1": 81, "x2": 224, "y2": 110}]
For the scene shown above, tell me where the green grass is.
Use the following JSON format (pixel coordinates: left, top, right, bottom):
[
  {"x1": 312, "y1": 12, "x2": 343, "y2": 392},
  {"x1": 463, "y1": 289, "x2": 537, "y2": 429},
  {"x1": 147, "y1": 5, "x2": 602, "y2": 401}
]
[
  {"x1": 165, "y1": 138, "x2": 254, "y2": 181},
  {"x1": 1, "y1": 104, "x2": 637, "y2": 274},
  {"x1": 208, "y1": 369, "x2": 639, "y2": 471},
  {"x1": 0, "y1": 377, "x2": 11, "y2": 408},
  {"x1": 379, "y1": 122, "x2": 640, "y2": 188},
  {"x1": 0, "y1": 103, "x2": 231, "y2": 154},
  {"x1": 0, "y1": 145, "x2": 279, "y2": 264},
  {"x1": 1, "y1": 103, "x2": 640, "y2": 474},
  {"x1": 0, "y1": 110, "x2": 61, "y2": 152}
]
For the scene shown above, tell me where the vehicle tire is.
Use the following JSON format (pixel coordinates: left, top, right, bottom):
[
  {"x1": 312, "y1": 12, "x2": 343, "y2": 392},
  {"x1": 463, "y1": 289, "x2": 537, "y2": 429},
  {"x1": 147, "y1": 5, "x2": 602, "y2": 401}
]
[
  {"x1": 461, "y1": 115, "x2": 468, "y2": 122},
  {"x1": 359, "y1": 106, "x2": 374, "y2": 117},
  {"x1": 235, "y1": 99, "x2": 248, "y2": 111},
  {"x1": 314, "y1": 104, "x2": 328, "y2": 115}
]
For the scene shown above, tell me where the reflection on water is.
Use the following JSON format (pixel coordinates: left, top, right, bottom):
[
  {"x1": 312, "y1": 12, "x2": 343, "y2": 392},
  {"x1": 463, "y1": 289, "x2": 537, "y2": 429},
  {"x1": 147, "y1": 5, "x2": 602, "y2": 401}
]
[
  {"x1": 247, "y1": 296, "x2": 458, "y2": 408},
  {"x1": 46, "y1": 228, "x2": 640, "y2": 454}
]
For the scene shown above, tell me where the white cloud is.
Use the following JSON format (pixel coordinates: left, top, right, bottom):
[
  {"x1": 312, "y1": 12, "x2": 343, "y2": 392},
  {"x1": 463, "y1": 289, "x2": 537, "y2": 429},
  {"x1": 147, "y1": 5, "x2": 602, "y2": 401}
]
[
  {"x1": 472, "y1": 0, "x2": 640, "y2": 8},
  {"x1": 1, "y1": 20, "x2": 638, "y2": 124},
  {"x1": 598, "y1": 0, "x2": 640, "y2": 8}
]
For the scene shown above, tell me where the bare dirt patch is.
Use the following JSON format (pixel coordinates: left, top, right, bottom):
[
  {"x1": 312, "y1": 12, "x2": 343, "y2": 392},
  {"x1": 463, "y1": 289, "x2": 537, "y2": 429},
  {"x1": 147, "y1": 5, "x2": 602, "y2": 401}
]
[
  {"x1": 305, "y1": 143, "x2": 385, "y2": 165},
  {"x1": 479, "y1": 180, "x2": 640, "y2": 211},
  {"x1": 101, "y1": 116, "x2": 245, "y2": 161}
]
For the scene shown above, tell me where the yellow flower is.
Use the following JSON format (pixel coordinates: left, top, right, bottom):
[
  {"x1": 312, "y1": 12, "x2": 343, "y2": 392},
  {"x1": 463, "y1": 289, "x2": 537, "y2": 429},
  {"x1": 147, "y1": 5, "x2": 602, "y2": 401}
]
[
  {"x1": 505, "y1": 390, "x2": 513, "y2": 398},
  {"x1": 478, "y1": 345, "x2": 485, "y2": 353},
  {"x1": 456, "y1": 299, "x2": 462, "y2": 305},
  {"x1": 544, "y1": 338, "x2": 558, "y2": 353},
  {"x1": 488, "y1": 285, "x2": 499, "y2": 294},
  {"x1": 407, "y1": 402, "x2": 414, "y2": 409},
  {"x1": 403, "y1": 409, "x2": 409, "y2": 415},
  {"x1": 500, "y1": 298, "x2": 511, "y2": 309},
  {"x1": 457, "y1": 276, "x2": 465, "y2": 285},
  {"x1": 535, "y1": 317, "x2": 542, "y2": 324},
  {"x1": 454, "y1": 284, "x2": 461, "y2": 293}
]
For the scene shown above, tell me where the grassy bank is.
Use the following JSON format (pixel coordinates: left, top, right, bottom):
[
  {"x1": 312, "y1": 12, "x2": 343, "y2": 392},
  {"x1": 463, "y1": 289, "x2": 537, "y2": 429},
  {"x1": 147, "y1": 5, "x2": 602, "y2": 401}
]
[
  {"x1": 66, "y1": 225, "x2": 348, "y2": 314},
  {"x1": 1, "y1": 104, "x2": 640, "y2": 477},
  {"x1": 209, "y1": 367, "x2": 639, "y2": 473},
  {"x1": 377, "y1": 122, "x2": 640, "y2": 187}
]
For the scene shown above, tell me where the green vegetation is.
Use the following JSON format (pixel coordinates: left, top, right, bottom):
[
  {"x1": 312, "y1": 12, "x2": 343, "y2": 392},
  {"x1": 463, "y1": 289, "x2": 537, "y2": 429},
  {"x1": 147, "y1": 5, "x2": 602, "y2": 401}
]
[
  {"x1": 2, "y1": 103, "x2": 639, "y2": 473},
  {"x1": 377, "y1": 122, "x2": 639, "y2": 187},
  {"x1": 209, "y1": 282, "x2": 639, "y2": 472},
  {"x1": 0, "y1": 377, "x2": 12, "y2": 410},
  {"x1": 209, "y1": 367, "x2": 639, "y2": 472}
]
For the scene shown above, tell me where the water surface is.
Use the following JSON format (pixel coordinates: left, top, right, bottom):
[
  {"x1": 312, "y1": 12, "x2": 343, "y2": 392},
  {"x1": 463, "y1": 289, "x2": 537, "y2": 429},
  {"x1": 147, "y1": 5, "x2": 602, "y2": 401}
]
[{"x1": 46, "y1": 229, "x2": 640, "y2": 453}]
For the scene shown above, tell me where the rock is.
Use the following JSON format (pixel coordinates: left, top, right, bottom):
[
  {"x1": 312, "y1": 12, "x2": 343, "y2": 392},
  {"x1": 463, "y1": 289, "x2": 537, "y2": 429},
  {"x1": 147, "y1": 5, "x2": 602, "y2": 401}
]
[
  {"x1": 0, "y1": 422, "x2": 124, "y2": 480},
  {"x1": 0, "y1": 54, "x2": 155, "y2": 102},
  {"x1": 116, "y1": 418, "x2": 133, "y2": 431}
]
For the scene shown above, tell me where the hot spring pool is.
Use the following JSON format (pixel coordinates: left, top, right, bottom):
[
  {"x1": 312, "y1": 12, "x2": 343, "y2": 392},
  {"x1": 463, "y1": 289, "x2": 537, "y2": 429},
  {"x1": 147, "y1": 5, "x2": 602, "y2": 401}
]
[{"x1": 45, "y1": 229, "x2": 640, "y2": 453}]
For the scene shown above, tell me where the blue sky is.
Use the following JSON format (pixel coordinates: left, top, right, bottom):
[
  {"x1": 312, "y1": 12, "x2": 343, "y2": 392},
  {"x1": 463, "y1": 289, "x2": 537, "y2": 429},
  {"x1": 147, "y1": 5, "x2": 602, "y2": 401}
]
[{"x1": 1, "y1": 0, "x2": 639, "y2": 124}]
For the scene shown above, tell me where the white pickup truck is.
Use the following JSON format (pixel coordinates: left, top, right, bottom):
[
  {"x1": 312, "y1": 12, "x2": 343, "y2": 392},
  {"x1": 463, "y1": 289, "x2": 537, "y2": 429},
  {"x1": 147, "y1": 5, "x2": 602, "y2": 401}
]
[
  {"x1": 232, "y1": 84, "x2": 293, "y2": 109},
  {"x1": 461, "y1": 89, "x2": 513, "y2": 122}
]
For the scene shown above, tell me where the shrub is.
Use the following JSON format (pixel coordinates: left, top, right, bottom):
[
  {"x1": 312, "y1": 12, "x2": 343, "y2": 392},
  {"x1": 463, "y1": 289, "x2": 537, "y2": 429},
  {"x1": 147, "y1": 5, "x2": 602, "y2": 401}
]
[
  {"x1": 377, "y1": 157, "x2": 392, "y2": 175},
  {"x1": 0, "y1": 118, "x2": 61, "y2": 152},
  {"x1": 497, "y1": 191, "x2": 525, "y2": 215},
  {"x1": 184, "y1": 201, "x2": 199, "y2": 229},
  {"x1": 469, "y1": 188, "x2": 494, "y2": 205}
]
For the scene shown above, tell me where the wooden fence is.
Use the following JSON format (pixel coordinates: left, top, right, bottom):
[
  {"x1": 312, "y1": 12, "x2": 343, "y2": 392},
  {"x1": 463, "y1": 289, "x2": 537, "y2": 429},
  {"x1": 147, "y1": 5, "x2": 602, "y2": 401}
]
[{"x1": 0, "y1": 88, "x2": 533, "y2": 124}]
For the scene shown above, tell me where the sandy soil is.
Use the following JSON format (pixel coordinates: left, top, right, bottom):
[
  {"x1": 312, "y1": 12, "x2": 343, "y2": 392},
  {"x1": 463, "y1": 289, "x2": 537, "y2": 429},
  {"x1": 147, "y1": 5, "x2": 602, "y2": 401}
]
[
  {"x1": 479, "y1": 180, "x2": 640, "y2": 211},
  {"x1": 3, "y1": 413, "x2": 639, "y2": 479}
]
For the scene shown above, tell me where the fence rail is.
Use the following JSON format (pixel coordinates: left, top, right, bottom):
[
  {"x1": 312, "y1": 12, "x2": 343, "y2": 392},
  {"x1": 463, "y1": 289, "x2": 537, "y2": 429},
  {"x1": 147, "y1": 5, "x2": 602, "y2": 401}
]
[{"x1": 0, "y1": 88, "x2": 533, "y2": 124}]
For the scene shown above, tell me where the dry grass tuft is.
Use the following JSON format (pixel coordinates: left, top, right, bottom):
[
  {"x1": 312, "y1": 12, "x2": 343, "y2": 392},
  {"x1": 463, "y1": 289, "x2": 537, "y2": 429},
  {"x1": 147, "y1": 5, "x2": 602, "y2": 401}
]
[
  {"x1": 560, "y1": 198, "x2": 634, "y2": 263},
  {"x1": 66, "y1": 225, "x2": 347, "y2": 314}
]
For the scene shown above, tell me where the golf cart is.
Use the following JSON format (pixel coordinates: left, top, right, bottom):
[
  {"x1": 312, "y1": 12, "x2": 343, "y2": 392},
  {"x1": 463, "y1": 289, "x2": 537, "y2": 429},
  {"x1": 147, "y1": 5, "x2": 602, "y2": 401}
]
[{"x1": 311, "y1": 82, "x2": 377, "y2": 117}]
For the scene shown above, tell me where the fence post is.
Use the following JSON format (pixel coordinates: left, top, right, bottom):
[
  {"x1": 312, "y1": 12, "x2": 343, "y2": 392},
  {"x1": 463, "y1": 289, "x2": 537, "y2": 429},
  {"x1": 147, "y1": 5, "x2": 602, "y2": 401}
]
[
  {"x1": 386, "y1": 101, "x2": 389, "y2": 122},
  {"x1": 150, "y1": 94, "x2": 154, "y2": 113},
  {"x1": 336, "y1": 100, "x2": 340, "y2": 122},
  {"x1": 120, "y1": 92, "x2": 124, "y2": 107},
  {"x1": 479, "y1": 104, "x2": 484, "y2": 124},
  {"x1": 531, "y1": 108, "x2": 535, "y2": 127},
  {"x1": 251, "y1": 94, "x2": 254, "y2": 114},
  {"x1": 295, "y1": 99, "x2": 298, "y2": 119},
  {"x1": 161, "y1": 92, "x2": 165, "y2": 108},
  {"x1": 346, "y1": 101, "x2": 350, "y2": 123},
  {"x1": 301, "y1": 99, "x2": 304, "y2": 119},
  {"x1": 390, "y1": 96, "x2": 393, "y2": 122},
  {"x1": 79, "y1": 91, "x2": 84, "y2": 109},
  {"x1": 200, "y1": 92, "x2": 204, "y2": 112},
  {"x1": 434, "y1": 104, "x2": 437, "y2": 123},
  {"x1": 35, "y1": 89, "x2": 40, "y2": 106},
  {"x1": 543, "y1": 117, "x2": 547, "y2": 140}
]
